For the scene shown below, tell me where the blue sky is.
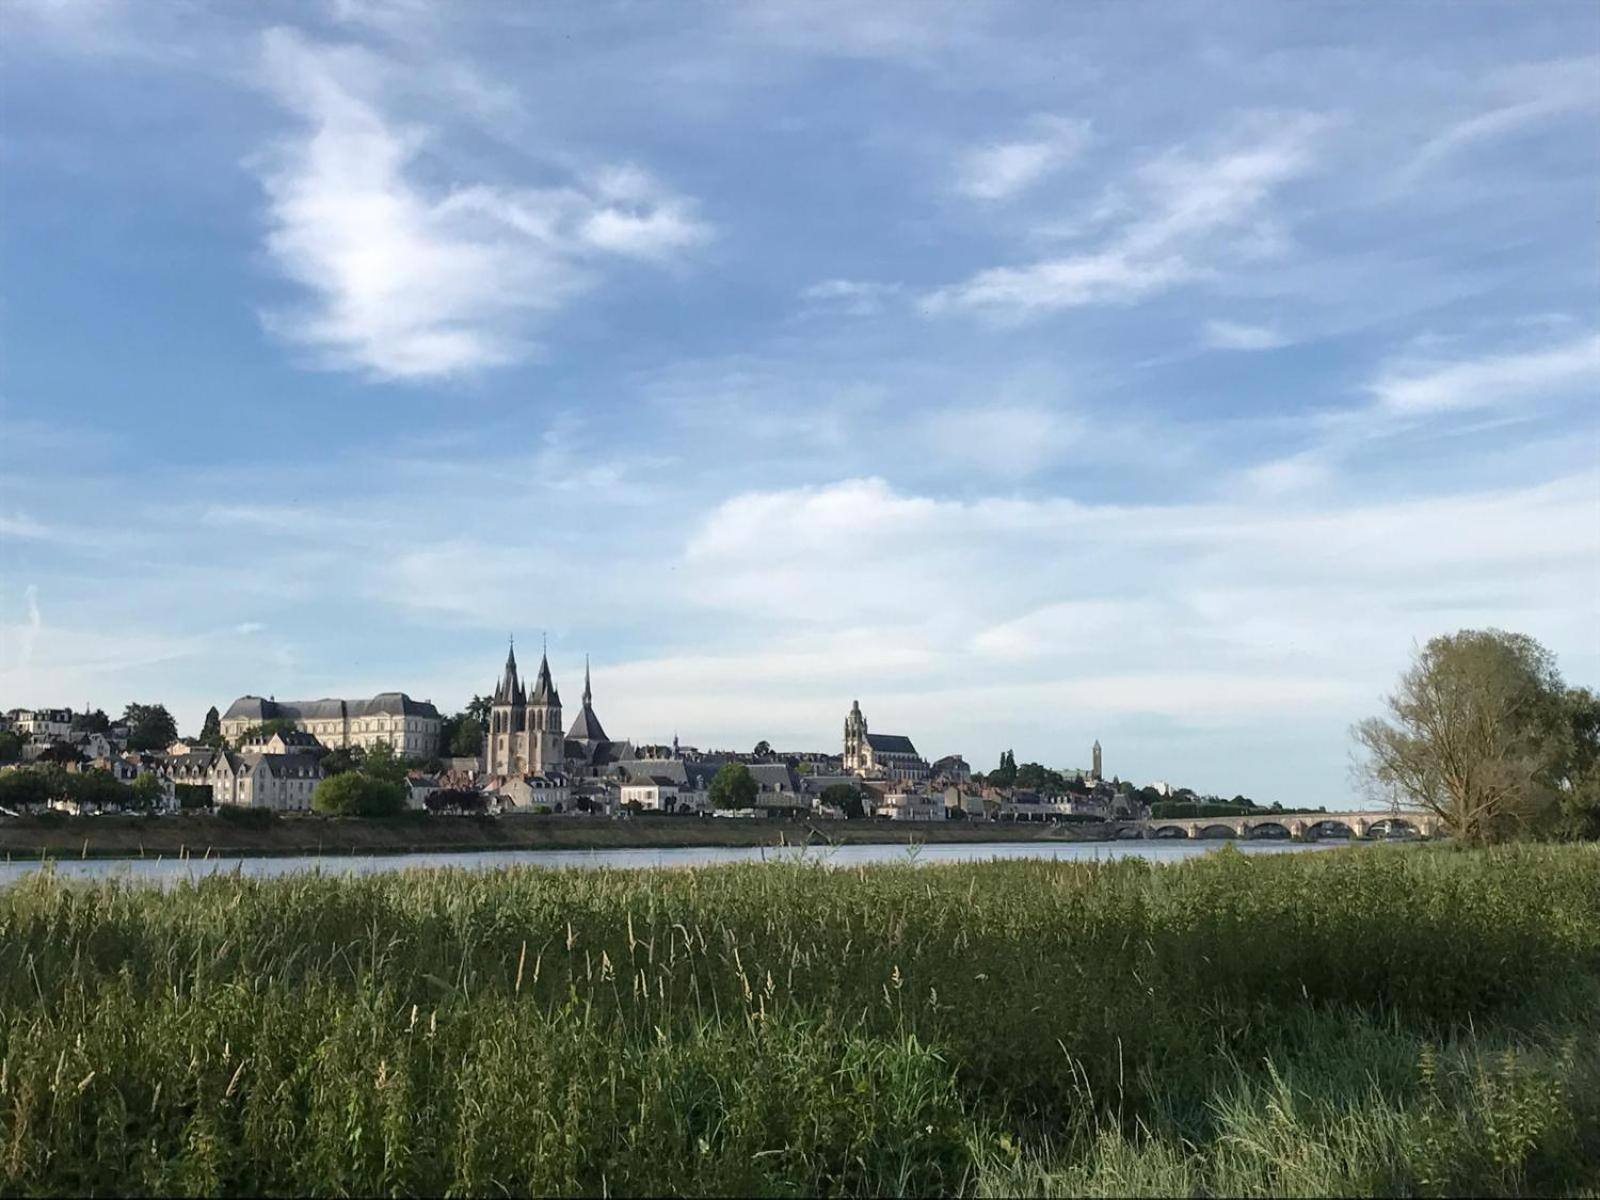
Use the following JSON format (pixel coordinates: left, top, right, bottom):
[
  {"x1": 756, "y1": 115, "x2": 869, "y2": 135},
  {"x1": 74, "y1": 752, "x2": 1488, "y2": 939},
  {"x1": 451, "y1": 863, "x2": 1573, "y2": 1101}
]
[{"x1": 2, "y1": 0, "x2": 1596, "y2": 805}]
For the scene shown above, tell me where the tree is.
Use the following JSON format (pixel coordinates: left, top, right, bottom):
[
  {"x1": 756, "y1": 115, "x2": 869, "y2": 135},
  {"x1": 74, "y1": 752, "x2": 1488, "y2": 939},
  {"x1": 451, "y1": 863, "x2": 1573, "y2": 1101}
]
[
  {"x1": 1015, "y1": 762, "x2": 1065, "y2": 793},
  {"x1": 0, "y1": 730, "x2": 21, "y2": 764},
  {"x1": 122, "y1": 703, "x2": 179, "y2": 752},
  {"x1": 361, "y1": 740, "x2": 407, "y2": 785},
  {"x1": 71, "y1": 709, "x2": 111, "y2": 734},
  {"x1": 0, "y1": 770, "x2": 50, "y2": 810},
  {"x1": 320, "y1": 747, "x2": 362, "y2": 776},
  {"x1": 820, "y1": 782, "x2": 865, "y2": 819},
  {"x1": 1553, "y1": 687, "x2": 1600, "y2": 840},
  {"x1": 753, "y1": 740, "x2": 772, "y2": 758},
  {"x1": 233, "y1": 718, "x2": 299, "y2": 747},
  {"x1": 199, "y1": 706, "x2": 225, "y2": 748},
  {"x1": 129, "y1": 772, "x2": 166, "y2": 811},
  {"x1": 312, "y1": 772, "x2": 405, "y2": 817},
  {"x1": 441, "y1": 712, "x2": 483, "y2": 758},
  {"x1": 709, "y1": 762, "x2": 758, "y2": 810},
  {"x1": 465, "y1": 694, "x2": 491, "y2": 732},
  {"x1": 68, "y1": 768, "x2": 129, "y2": 811},
  {"x1": 992, "y1": 750, "x2": 1018, "y2": 789},
  {"x1": 1353, "y1": 629, "x2": 1566, "y2": 845}
]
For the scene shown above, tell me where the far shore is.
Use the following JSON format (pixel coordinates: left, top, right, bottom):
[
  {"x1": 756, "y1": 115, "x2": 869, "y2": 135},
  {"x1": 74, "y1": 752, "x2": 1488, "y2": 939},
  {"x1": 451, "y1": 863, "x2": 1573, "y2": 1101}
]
[{"x1": 0, "y1": 811, "x2": 1122, "y2": 862}]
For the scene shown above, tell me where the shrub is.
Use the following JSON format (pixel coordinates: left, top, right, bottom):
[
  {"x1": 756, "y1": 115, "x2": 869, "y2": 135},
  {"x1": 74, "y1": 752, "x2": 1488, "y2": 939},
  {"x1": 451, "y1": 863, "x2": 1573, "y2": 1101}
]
[{"x1": 215, "y1": 805, "x2": 275, "y2": 829}]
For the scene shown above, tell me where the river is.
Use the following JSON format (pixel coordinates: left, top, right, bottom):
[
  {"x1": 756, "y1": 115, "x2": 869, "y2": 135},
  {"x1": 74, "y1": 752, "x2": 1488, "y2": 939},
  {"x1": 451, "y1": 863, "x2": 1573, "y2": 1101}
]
[{"x1": 0, "y1": 837, "x2": 1354, "y2": 886}]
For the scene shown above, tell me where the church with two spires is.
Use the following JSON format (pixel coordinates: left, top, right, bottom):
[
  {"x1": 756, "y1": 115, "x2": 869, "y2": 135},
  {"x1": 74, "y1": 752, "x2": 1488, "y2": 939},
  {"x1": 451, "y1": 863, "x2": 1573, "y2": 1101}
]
[{"x1": 483, "y1": 640, "x2": 631, "y2": 778}]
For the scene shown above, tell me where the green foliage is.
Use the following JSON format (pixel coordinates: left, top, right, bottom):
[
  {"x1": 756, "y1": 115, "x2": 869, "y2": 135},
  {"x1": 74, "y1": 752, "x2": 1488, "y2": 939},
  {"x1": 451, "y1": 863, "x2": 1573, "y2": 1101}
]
[
  {"x1": 752, "y1": 740, "x2": 772, "y2": 758},
  {"x1": 0, "y1": 846, "x2": 1597, "y2": 1195},
  {"x1": 198, "y1": 706, "x2": 225, "y2": 748},
  {"x1": 121, "y1": 703, "x2": 178, "y2": 753},
  {"x1": 215, "y1": 805, "x2": 276, "y2": 829},
  {"x1": 312, "y1": 771, "x2": 406, "y2": 817},
  {"x1": 71, "y1": 708, "x2": 111, "y2": 734},
  {"x1": 233, "y1": 718, "x2": 300, "y2": 747},
  {"x1": 360, "y1": 740, "x2": 407, "y2": 786},
  {"x1": 128, "y1": 773, "x2": 165, "y2": 811},
  {"x1": 0, "y1": 729, "x2": 22, "y2": 764},
  {"x1": 1015, "y1": 762, "x2": 1067, "y2": 793},
  {"x1": 1354, "y1": 628, "x2": 1569, "y2": 844},
  {"x1": 1555, "y1": 686, "x2": 1600, "y2": 840},
  {"x1": 820, "y1": 782, "x2": 864, "y2": 819},
  {"x1": 0, "y1": 768, "x2": 50, "y2": 809},
  {"x1": 992, "y1": 749, "x2": 1018, "y2": 789},
  {"x1": 441, "y1": 711, "x2": 483, "y2": 758},
  {"x1": 174, "y1": 783, "x2": 212, "y2": 811},
  {"x1": 708, "y1": 761, "x2": 758, "y2": 809},
  {"x1": 319, "y1": 747, "x2": 361, "y2": 776}
]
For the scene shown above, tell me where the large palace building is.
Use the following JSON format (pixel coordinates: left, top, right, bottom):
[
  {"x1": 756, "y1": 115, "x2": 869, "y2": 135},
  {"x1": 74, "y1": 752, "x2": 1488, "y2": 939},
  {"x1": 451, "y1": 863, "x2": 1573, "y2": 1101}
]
[{"x1": 219, "y1": 693, "x2": 443, "y2": 758}]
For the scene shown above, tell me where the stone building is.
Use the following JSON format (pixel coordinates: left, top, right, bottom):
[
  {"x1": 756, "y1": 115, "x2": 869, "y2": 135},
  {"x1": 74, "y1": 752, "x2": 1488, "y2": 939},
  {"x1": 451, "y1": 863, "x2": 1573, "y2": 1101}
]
[
  {"x1": 842, "y1": 700, "x2": 930, "y2": 782},
  {"x1": 205, "y1": 750, "x2": 323, "y2": 811},
  {"x1": 220, "y1": 694, "x2": 441, "y2": 758},
  {"x1": 484, "y1": 641, "x2": 566, "y2": 777}
]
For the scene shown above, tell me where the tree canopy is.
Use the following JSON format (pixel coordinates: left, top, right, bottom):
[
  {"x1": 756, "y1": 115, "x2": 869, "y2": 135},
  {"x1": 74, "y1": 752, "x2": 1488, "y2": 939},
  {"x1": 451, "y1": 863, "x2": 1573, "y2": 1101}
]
[
  {"x1": 991, "y1": 750, "x2": 1018, "y2": 789},
  {"x1": 0, "y1": 730, "x2": 21, "y2": 764},
  {"x1": 71, "y1": 709, "x2": 111, "y2": 734},
  {"x1": 820, "y1": 782, "x2": 865, "y2": 819},
  {"x1": 709, "y1": 762, "x2": 758, "y2": 810},
  {"x1": 122, "y1": 704, "x2": 178, "y2": 752},
  {"x1": 1354, "y1": 629, "x2": 1568, "y2": 845},
  {"x1": 199, "y1": 706, "x2": 225, "y2": 748},
  {"x1": 312, "y1": 771, "x2": 406, "y2": 817}
]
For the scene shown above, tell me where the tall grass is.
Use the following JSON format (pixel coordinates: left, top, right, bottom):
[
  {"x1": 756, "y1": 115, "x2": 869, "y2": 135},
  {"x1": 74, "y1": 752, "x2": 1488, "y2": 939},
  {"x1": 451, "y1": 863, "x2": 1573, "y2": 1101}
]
[{"x1": 0, "y1": 843, "x2": 1596, "y2": 1195}]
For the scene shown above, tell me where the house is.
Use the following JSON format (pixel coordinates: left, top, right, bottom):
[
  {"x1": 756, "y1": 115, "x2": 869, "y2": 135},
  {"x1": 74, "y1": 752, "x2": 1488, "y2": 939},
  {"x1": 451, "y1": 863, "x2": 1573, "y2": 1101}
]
[
  {"x1": 207, "y1": 751, "x2": 323, "y2": 811},
  {"x1": 494, "y1": 772, "x2": 571, "y2": 812},
  {"x1": 874, "y1": 788, "x2": 948, "y2": 821},
  {"x1": 620, "y1": 775, "x2": 680, "y2": 812}
]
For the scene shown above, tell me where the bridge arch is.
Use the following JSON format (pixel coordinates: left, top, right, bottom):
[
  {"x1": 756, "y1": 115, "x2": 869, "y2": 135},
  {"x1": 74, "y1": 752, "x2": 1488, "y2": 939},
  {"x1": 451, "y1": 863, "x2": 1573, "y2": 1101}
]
[
  {"x1": 1150, "y1": 824, "x2": 1190, "y2": 839},
  {"x1": 1306, "y1": 819, "x2": 1356, "y2": 839},
  {"x1": 1245, "y1": 821, "x2": 1292, "y2": 839},
  {"x1": 1367, "y1": 817, "x2": 1421, "y2": 838},
  {"x1": 1196, "y1": 823, "x2": 1239, "y2": 839}
]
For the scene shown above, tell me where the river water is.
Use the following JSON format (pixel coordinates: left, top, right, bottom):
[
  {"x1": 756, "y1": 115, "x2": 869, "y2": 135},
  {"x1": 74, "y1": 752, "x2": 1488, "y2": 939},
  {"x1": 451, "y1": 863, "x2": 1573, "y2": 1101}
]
[{"x1": 0, "y1": 837, "x2": 1351, "y2": 887}]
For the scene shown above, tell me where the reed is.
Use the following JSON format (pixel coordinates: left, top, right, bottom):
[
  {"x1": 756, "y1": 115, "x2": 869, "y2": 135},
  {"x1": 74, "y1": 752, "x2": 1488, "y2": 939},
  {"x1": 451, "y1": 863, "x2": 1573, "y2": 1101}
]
[{"x1": 0, "y1": 843, "x2": 1595, "y2": 1195}]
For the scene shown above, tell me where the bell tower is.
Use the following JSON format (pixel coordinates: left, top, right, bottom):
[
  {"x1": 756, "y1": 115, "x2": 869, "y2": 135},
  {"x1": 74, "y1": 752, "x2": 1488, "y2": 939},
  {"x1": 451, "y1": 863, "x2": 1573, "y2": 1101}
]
[{"x1": 843, "y1": 700, "x2": 868, "y2": 773}]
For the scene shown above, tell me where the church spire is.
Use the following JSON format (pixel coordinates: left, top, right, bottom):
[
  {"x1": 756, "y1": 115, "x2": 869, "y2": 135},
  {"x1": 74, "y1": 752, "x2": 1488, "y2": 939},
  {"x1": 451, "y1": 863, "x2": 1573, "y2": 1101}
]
[{"x1": 583, "y1": 655, "x2": 592, "y2": 706}]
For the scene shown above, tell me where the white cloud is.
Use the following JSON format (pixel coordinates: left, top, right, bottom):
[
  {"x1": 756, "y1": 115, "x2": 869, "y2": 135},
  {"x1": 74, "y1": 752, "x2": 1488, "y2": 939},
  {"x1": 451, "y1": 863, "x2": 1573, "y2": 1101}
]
[
  {"x1": 1203, "y1": 320, "x2": 1289, "y2": 351},
  {"x1": 1372, "y1": 331, "x2": 1600, "y2": 415},
  {"x1": 253, "y1": 29, "x2": 708, "y2": 380},
  {"x1": 924, "y1": 113, "x2": 1325, "y2": 318},
  {"x1": 799, "y1": 278, "x2": 903, "y2": 317},
  {"x1": 922, "y1": 404, "x2": 1082, "y2": 476},
  {"x1": 1410, "y1": 55, "x2": 1600, "y2": 176},
  {"x1": 955, "y1": 114, "x2": 1091, "y2": 201}
]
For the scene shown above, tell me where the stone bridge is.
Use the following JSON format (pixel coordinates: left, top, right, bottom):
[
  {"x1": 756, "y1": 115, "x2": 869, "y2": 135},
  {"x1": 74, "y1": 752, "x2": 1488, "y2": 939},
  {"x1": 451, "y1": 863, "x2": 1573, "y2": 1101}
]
[{"x1": 1126, "y1": 810, "x2": 1443, "y2": 841}]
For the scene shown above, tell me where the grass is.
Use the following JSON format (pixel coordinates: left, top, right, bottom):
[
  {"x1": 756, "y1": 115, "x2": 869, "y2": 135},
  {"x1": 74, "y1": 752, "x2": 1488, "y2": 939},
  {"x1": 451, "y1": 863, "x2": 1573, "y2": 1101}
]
[{"x1": 0, "y1": 843, "x2": 1596, "y2": 1195}]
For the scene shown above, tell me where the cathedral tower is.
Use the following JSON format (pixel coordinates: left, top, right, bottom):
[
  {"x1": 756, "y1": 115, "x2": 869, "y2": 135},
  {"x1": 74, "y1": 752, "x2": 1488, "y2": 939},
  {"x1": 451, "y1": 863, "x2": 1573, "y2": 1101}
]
[
  {"x1": 843, "y1": 700, "x2": 867, "y2": 772},
  {"x1": 1091, "y1": 739, "x2": 1103, "y2": 781},
  {"x1": 485, "y1": 637, "x2": 564, "y2": 777}
]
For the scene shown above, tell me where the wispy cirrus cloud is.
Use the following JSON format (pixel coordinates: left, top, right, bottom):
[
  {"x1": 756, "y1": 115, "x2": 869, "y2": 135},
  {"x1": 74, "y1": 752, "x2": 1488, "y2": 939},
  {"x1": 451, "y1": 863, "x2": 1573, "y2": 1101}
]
[
  {"x1": 954, "y1": 114, "x2": 1091, "y2": 201},
  {"x1": 1203, "y1": 319, "x2": 1289, "y2": 351},
  {"x1": 253, "y1": 29, "x2": 709, "y2": 381},
  {"x1": 923, "y1": 112, "x2": 1326, "y2": 318},
  {"x1": 1372, "y1": 331, "x2": 1600, "y2": 415}
]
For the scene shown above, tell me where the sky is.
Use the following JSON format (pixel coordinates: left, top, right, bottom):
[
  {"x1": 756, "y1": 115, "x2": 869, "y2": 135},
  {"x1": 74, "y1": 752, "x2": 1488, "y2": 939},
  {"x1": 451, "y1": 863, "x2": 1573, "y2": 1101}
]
[{"x1": 2, "y1": 0, "x2": 1597, "y2": 807}]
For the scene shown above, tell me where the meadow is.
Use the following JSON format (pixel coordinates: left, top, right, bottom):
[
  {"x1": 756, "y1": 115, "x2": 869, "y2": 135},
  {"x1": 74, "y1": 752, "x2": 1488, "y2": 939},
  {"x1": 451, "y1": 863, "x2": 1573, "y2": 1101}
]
[{"x1": 0, "y1": 843, "x2": 1596, "y2": 1196}]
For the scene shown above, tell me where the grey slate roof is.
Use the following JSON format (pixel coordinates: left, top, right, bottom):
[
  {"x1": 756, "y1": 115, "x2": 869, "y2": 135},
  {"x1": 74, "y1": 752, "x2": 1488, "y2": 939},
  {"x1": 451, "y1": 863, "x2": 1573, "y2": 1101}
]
[
  {"x1": 865, "y1": 732, "x2": 920, "y2": 756},
  {"x1": 222, "y1": 693, "x2": 440, "y2": 723},
  {"x1": 566, "y1": 702, "x2": 608, "y2": 743}
]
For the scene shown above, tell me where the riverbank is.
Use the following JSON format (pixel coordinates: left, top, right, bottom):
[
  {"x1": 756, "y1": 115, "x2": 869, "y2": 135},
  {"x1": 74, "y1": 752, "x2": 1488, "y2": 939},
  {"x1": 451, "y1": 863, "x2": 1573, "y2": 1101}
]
[
  {"x1": 1, "y1": 844, "x2": 1595, "y2": 1196},
  {"x1": 0, "y1": 810, "x2": 1117, "y2": 860}
]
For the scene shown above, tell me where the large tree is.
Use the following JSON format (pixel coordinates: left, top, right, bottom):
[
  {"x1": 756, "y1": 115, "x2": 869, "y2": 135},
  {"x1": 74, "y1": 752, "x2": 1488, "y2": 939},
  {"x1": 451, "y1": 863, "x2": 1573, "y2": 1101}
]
[
  {"x1": 122, "y1": 703, "x2": 179, "y2": 752},
  {"x1": 71, "y1": 709, "x2": 111, "y2": 734},
  {"x1": 199, "y1": 706, "x2": 224, "y2": 748},
  {"x1": 1553, "y1": 686, "x2": 1600, "y2": 840},
  {"x1": 0, "y1": 730, "x2": 21, "y2": 764},
  {"x1": 991, "y1": 750, "x2": 1018, "y2": 789},
  {"x1": 820, "y1": 782, "x2": 864, "y2": 819},
  {"x1": 312, "y1": 772, "x2": 405, "y2": 817},
  {"x1": 709, "y1": 762, "x2": 758, "y2": 810},
  {"x1": 1353, "y1": 629, "x2": 1566, "y2": 845}
]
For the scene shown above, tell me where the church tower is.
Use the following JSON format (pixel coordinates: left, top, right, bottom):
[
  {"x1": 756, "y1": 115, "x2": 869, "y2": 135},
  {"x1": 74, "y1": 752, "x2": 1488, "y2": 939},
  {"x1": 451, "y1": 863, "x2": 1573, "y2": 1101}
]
[
  {"x1": 843, "y1": 700, "x2": 868, "y2": 773},
  {"x1": 528, "y1": 646, "x2": 563, "y2": 774},
  {"x1": 487, "y1": 639, "x2": 526, "y2": 776},
  {"x1": 1091, "y1": 739, "x2": 1103, "y2": 782}
]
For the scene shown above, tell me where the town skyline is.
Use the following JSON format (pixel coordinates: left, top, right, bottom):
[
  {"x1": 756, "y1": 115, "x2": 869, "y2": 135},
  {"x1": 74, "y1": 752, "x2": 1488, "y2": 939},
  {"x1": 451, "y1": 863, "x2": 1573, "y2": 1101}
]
[{"x1": 3, "y1": 3, "x2": 1596, "y2": 810}]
